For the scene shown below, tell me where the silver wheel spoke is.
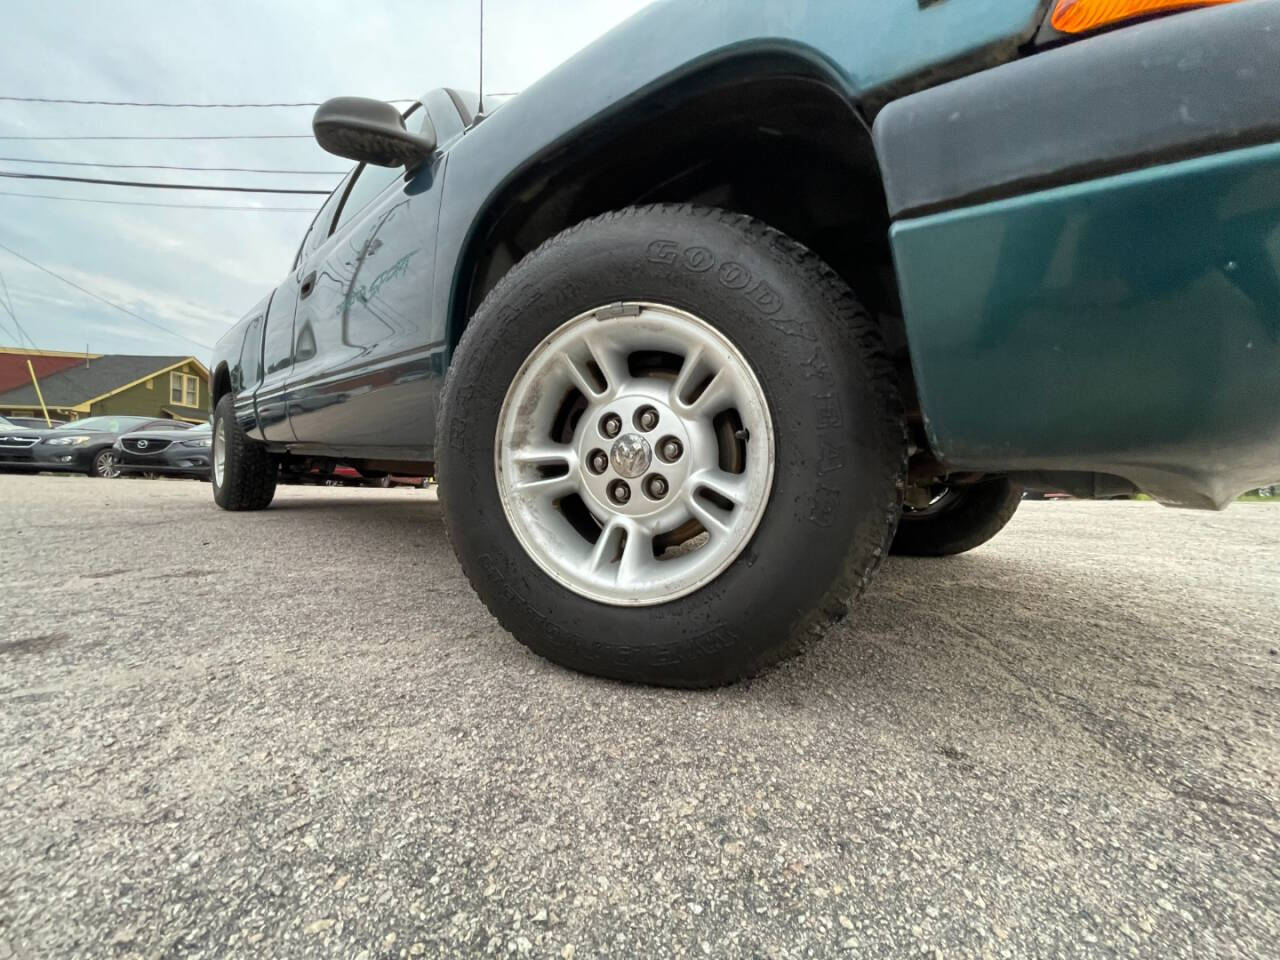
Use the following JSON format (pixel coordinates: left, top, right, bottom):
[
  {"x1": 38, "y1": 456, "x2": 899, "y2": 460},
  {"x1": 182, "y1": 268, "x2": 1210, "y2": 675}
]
[
  {"x1": 587, "y1": 519, "x2": 628, "y2": 576},
  {"x1": 581, "y1": 330, "x2": 631, "y2": 396},
  {"x1": 510, "y1": 442, "x2": 573, "y2": 468},
  {"x1": 510, "y1": 472, "x2": 578, "y2": 500},
  {"x1": 692, "y1": 469, "x2": 749, "y2": 508},
  {"x1": 616, "y1": 521, "x2": 653, "y2": 582},
  {"x1": 686, "y1": 490, "x2": 733, "y2": 537},
  {"x1": 674, "y1": 367, "x2": 734, "y2": 419},
  {"x1": 559, "y1": 353, "x2": 606, "y2": 401},
  {"x1": 670, "y1": 345, "x2": 705, "y2": 404}
]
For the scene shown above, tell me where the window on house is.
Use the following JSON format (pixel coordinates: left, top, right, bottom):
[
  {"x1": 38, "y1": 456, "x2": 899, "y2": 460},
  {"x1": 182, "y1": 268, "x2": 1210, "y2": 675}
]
[{"x1": 170, "y1": 372, "x2": 199, "y2": 407}]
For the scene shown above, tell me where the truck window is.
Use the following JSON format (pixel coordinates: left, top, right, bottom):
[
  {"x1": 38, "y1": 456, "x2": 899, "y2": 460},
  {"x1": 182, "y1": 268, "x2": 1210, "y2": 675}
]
[
  {"x1": 331, "y1": 163, "x2": 405, "y2": 236},
  {"x1": 299, "y1": 171, "x2": 355, "y2": 262},
  {"x1": 236, "y1": 314, "x2": 264, "y2": 390}
]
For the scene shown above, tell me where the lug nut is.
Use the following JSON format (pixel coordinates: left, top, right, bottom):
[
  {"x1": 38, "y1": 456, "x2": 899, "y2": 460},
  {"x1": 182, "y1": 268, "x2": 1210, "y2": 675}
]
[
  {"x1": 601, "y1": 413, "x2": 622, "y2": 438},
  {"x1": 645, "y1": 474, "x2": 668, "y2": 499},
  {"x1": 635, "y1": 406, "x2": 659, "y2": 431},
  {"x1": 608, "y1": 480, "x2": 631, "y2": 504},
  {"x1": 588, "y1": 450, "x2": 608, "y2": 475},
  {"x1": 658, "y1": 437, "x2": 682, "y2": 462}
]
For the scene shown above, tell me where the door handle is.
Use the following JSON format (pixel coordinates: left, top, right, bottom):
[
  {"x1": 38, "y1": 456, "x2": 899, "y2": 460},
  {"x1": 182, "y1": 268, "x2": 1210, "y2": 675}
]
[{"x1": 299, "y1": 271, "x2": 317, "y2": 299}]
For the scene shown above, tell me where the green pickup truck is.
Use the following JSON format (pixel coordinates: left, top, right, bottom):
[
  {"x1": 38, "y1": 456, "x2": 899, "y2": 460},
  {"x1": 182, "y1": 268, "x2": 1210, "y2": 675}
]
[{"x1": 209, "y1": 0, "x2": 1280, "y2": 686}]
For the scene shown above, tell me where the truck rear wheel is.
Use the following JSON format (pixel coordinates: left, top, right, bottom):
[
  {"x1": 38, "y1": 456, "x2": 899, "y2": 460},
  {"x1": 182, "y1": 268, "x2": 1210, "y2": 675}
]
[
  {"x1": 437, "y1": 205, "x2": 905, "y2": 687},
  {"x1": 211, "y1": 393, "x2": 277, "y2": 511},
  {"x1": 891, "y1": 477, "x2": 1022, "y2": 556}
]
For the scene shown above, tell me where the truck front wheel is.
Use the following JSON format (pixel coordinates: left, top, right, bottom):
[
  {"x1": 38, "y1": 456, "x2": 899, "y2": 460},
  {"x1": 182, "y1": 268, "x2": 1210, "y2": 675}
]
[
  {"x1": 437, "y1": 205, "x2": 906, "y2": 687},
  {"x1": 211, "y1": 393, "x2": 277, "y2": 511}
]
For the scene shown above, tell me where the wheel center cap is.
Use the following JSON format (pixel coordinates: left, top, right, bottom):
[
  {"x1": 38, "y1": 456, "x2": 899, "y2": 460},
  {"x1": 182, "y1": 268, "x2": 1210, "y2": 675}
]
[{"x1": 609, "y1": 433, "x2": 651, "y2": 478}]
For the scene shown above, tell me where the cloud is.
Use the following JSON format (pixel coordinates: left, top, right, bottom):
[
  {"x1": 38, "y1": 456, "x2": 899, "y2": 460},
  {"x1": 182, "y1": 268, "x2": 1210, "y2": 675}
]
[{"x1": 1, "y1": 0, "x2": 653, "y2": 358}]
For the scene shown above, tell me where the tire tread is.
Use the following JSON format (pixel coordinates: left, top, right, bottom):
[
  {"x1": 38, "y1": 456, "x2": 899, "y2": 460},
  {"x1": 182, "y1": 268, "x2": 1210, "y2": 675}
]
[
  {"x1": 212, "y1": 393, "x2": 277, "y2": 511},
  {"x1": 439, "y1": 204, "x2": 906, "y2": 686}
]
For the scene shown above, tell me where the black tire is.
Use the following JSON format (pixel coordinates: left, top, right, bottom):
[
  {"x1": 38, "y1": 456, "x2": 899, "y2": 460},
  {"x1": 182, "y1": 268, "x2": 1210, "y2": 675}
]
[
  {"x1": 891, "y1": 478, "x2": 1022, "y2": 557},
  {"x1": 437, "y1": 204, "x2": 905, "y2": 687},
  {"x1": 211, "y1": 393, "x2": 277, "y2": 510}
]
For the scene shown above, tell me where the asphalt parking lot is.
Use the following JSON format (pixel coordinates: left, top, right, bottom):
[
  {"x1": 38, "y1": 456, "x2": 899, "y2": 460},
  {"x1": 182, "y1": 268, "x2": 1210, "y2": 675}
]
[{"x1": 1, "y1": 474, "x2": 1276, "y2": 959}]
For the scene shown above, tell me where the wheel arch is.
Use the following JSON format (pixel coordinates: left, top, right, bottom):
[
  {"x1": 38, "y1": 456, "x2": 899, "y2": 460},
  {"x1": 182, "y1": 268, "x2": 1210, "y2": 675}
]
[
  {"x1": 446, "y1": 48, "x2": 906, "y2": 369},
  {"x1": 210, "y1": 362, "x2": 232, "y2": 409}
]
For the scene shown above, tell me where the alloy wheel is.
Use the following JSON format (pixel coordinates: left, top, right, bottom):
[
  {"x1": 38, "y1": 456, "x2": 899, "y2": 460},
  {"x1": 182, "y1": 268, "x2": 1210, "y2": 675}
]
[
  {"x1": 495, "y1": 302, "x2": 775, "y2": 605},
  {"x1": 95, "y1": 450, "x2": 120, "y2": 479},
  {"x1": 212, "y1": 419, "x2": 226, "y2": 487}
]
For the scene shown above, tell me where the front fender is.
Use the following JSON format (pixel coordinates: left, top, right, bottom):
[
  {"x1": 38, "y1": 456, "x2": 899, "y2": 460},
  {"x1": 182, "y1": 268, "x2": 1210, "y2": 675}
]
[{"x1": 431, "y1": 0, "x2": 1046, "y2": 359}]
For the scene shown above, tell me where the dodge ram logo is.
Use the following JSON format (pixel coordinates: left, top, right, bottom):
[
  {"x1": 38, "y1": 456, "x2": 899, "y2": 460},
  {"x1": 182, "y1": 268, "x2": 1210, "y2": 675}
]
[{"x1": 609, "y1": 433, "x2": 651, "y2": 478}]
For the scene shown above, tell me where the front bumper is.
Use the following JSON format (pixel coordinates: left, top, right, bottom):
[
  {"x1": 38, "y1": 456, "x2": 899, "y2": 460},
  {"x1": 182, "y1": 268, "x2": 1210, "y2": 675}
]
[
  {"x1": 874, "y1": 2, "x2": 1280, "y2": 219},
  {"x1": 0, "y1": 450, "x2": 39, "y2": 468},
  {"x1": 875, "y1": 3, "x2": 1280, "y2": 508},
  {"x1": 113, "y1": 445, "x2": 210, "y2": 477},
  {"x1": 29, "y1": 445, "x2": 97, "y2": 472}
]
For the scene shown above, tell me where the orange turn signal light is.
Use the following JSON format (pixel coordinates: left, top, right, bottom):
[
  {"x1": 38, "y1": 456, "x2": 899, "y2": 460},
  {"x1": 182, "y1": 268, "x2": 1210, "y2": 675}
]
[{"x1": 1051, "y1": 0, "x2": 1241, "y2": 34}]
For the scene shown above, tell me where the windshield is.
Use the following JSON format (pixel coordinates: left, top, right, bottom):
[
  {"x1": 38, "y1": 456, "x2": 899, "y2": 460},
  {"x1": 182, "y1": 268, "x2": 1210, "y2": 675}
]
[
  {"x1": 153, "y1": 422, "x2": 210, "y2": 434},
  {"x1": 51, "y1": 416, "x2": 149, "y2": 433},
  {"x1": 0, "y1": 416, "x2": 13, "y2": 428}
]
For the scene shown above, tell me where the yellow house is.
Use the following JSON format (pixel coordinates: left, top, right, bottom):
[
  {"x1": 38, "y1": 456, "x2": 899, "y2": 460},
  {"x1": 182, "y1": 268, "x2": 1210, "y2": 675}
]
[{"x1": 0, "y1": 352, "x2": 210, "y2": 424}]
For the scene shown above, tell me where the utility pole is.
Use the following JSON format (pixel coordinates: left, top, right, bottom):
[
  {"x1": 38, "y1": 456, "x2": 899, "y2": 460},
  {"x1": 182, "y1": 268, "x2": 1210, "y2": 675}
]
[{"x1": 26, "y1": 358, "x2": 52, "y2": 427}]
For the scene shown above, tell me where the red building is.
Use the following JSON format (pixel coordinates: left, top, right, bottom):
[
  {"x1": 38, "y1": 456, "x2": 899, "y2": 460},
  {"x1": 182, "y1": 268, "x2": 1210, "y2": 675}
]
[{"x1": 0, "y1": 347, "x2": 87, "y2": 395}]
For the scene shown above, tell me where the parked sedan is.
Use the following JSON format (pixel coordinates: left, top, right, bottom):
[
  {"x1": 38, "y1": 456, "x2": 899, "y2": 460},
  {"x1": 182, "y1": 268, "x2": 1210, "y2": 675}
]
[
  {"x1": 0, "y1": 416, "x2": 46, "y2": 470},
  {"x1": 113, "y1": 422, "x2": 211, "y2": 479},
  {"x1": 31, "y1": 416, "x2": 192, "y2": 478}
]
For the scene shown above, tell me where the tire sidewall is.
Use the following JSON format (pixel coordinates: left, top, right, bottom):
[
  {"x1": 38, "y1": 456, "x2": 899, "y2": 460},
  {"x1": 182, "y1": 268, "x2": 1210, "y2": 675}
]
[{"x1": 439, "y1": 208, "x2": 900, "y2": 684}]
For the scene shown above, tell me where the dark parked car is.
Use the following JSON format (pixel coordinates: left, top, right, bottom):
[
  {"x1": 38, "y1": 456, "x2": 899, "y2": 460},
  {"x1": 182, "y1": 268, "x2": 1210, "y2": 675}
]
[
  {"x1": 0, "y1": 416, "x2": 46, "y2": 470},
  {"x1": 208, "y1": 0, "x2": 1280, "y2": 687},
  {"x1": 112, "y1": 422, "x2": 211, "y2": 479},
  {"x1": 31, "y1": 416, "x2": 192, "y2": 477}
]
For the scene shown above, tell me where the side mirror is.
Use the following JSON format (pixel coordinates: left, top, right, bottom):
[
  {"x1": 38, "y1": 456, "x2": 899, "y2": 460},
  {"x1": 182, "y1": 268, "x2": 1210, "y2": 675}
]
[{"x1": 312, "y1": 97, "x2": 436, "y2": 168}]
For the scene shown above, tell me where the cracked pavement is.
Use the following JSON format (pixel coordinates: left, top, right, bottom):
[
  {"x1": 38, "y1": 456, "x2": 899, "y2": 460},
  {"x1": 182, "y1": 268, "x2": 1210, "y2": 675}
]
[{"x1": 0, "y1": 475, "x2": 1277, "y2": 958}]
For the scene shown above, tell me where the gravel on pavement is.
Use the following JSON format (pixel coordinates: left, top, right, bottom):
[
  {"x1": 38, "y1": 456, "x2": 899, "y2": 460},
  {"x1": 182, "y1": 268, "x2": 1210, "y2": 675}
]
[{"x1": 1, "y1": 474, "x2": 1277, "y2": 959}]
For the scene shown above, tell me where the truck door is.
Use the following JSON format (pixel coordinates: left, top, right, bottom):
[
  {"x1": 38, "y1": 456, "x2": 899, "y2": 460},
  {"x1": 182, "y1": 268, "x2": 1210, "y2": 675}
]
[
  {"x1": 254, "y1": 171, "x2": 353, "y2": 442},
  {"x1": 283, "y1": 98, "x2": 449, "y2": 454}
]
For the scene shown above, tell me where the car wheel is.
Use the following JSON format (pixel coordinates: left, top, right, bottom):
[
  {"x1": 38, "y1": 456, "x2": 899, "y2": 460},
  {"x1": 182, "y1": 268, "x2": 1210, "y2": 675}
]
[
  {"x1": 437, "y1": 204, "x2": 905, "y2": 687},
  {"x1": 91, "y1": 448, "x2": 120, "y2": 479},
  {"x1": 891, "y1": 477, "x2": 1022, "y2": 556},
  {"x1": 211, "y1": 393, "x2": 277, "y2": 510}
]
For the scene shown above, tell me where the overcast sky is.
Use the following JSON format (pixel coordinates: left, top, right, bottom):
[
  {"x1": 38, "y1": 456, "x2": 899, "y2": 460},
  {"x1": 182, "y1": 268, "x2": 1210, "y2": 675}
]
[{"x1": 0, "y1": 0, "x2": 651, "y2": 360}]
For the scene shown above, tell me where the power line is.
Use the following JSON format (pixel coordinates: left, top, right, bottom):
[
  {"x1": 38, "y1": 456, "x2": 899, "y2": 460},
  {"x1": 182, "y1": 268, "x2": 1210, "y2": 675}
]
[
  {"x1": 0, "y1": 170, "x2": 330, "y2": 195},
  {"x1": 0, "y1": 190, "x2": 318, "y2": 212},
  {"x1": 0, "y1": 270, "x2": 14, "y2": 318},
  {"x1": 0, "y1": 241, "x2": 215, "y2": 351},
  {"x1": 0, "y1": 156, "x2": 346, "y2": 175},
  {"x1": 0, "y1": 268, "x2": 47, "y2": 355},
  {"x1": 0, "y1": 96, "x2": 416, "y2": 107},
  {"x1": 0, "y1": 134, "x2": 312, "y2": 141}
]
